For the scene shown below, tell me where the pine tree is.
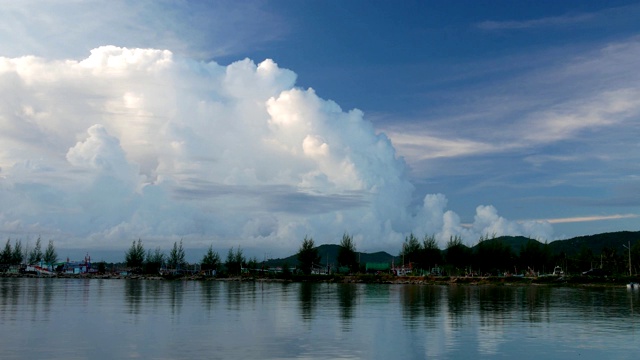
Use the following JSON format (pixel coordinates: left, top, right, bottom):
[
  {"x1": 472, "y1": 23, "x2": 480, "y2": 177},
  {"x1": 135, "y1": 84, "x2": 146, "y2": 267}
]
[
  {"x1": 28, "y1": 237, "x2": 43, "y2": 264},
  {"x1": 337, "y1": 233, "x2": 358, "y2": 273},
  {"x1": 43, "y1": 240, "x2": 58, "y2": 265},
  {"x1": 12, "y1": 240, "x2": 23, "y2": 265},
  {"x1": 201, "y1": 245, "x2": 221, "y2": 272},
  {"x1": 125, "y1": 239, "x2": 145, "y2": 269},
  {"x1": 297, "y1": 236, "x2": 320, "y2": 275},
  {"x1": 168, "y1": 239, "x2": 186, "y2": 269},
  {"x1": 224, "y1": 246, "x2": 245, "y2": 275},
  {"x1": 1, "y1": 239, "x2": 12, "y2": 264},
  {"x1": 144, "y1": 247, "x2": 165, "y2": 274}
]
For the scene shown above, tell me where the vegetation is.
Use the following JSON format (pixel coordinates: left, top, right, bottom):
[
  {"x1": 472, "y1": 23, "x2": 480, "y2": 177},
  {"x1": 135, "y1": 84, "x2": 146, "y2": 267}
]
[
  {"x1": 1, "y1": 239, "x2": 13, "y2": 264},
  {"x1": 145, "y1": 247, "x2": 165, "y2": 274},
  {"x1": 167, "y1": 240, "x2": 186, "y2": 269},
  {"x1": 297, "y1": 236, "x2": 320, "y2": 275},
  {"x1": 246, "y1": 256, "x2": 259, "y2": 272},
  {"x1": 519, "y1": 239, "x2": 550, "y2": 274},
  {"x1": 225, "y1": 246, "x2": 245, "y2": 275},
  {"x1": 632, "y1": 241, "x2": 640, "y2": 275},
  {"x1": 43, "y1": 240, "x2": 58, "y2": 265},
  {"x1": 400, "y1": 233, "x2": 421, "y2": 265},
  {"x1": 281, "y1": 261, "x2": 292, "y2": 279},
  {"x1": 201, "y1": 245, "x2": 221, "y2": 272},
  {"x1": 2, "y1": 230, "x2": 638, "y2": 281},
  {"x1": 473, "y1": 236, "x2": 513, "y2": 275},
  {"x1": 337, "y1": 233, "x2": 358, "y2": 273},
  {"x1": 125, "y1": 239, "x2": 145, "y2": 269},
  {"x1": 420, "y1": 234, "x2": 442, "y2": 271},
  {"x1": 445, "y1": 236, "x2": 472, "y2": 275},
  {"x1": 12, "y1": 240, "x2": 23, "y2": 265},
  {"x1": 28, "y1": 237, "x2": 43, "y2": 265}
]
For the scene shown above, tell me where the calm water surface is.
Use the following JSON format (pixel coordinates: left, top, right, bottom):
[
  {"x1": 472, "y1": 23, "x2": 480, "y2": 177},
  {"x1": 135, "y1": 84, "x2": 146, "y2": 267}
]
[{"x1": 1, "y1": 278, "x2": 638, "y2": 359}]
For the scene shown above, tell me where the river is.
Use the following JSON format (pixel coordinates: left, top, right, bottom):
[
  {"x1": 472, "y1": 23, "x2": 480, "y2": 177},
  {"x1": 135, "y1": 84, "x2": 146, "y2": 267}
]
[{"x1": 0, "y1": 278, "x2": 638, "y2": 359}]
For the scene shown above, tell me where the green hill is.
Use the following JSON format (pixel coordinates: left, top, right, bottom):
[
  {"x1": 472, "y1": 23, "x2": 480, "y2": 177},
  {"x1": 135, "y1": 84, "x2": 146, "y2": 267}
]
[
  {"x1": 470, "y1": 231, "x2": 639, "y2": 257},
  {"x1": 547, "y1": 231, "x2": 639, "y2": 257},
  {"x1": 263, "y1": 231, "x2": 639, "y2": 269},
  {"x1": 264, "y1": 244, "x2": 394, "y2": 267},
  {"x1": 470, "y1": 236, "x2": 533, "y2": 254}
]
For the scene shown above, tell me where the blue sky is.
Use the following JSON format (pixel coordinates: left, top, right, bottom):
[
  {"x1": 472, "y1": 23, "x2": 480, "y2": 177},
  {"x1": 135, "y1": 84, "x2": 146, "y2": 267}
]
[{"x1": 0, "y1": 1, "x2": 638, "y2": 259}]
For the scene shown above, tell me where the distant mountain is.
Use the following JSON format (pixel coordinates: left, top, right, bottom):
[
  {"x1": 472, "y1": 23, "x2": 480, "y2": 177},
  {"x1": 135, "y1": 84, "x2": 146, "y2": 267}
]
[
  {"x1": 471, "y1": 231, "x2": 639, "y2": 257},
  {"x1": 263, "y1": 244, "x2": 395, "y2": 267},
  {"x1": 547, "y1": 231, "x2": 639, "y2": 257},
  {"x1": 470, "y1": 236, "x2": 533, "y2": 254},
  {"x1": 263, "y1": 231, "x2": 639, "y2": 267}
]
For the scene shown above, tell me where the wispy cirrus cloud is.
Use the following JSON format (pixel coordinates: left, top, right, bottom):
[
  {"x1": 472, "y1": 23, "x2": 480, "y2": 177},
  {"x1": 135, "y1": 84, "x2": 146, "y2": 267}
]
[
  {"x1": 382, "y1": 131, "x2": 498, "y2": 161},
  {"x1": 477, "y1": 13, "x2": 594, "y2": 30},
  {"x1": 385, "y1": 37, "x2": 640, "y2": 167},
  {"x1": 543, "y1": 214, "x2": 639, "y2": 224},
  {"x1": 0, "y1": 0, "x2": 286, "y2": 60}
]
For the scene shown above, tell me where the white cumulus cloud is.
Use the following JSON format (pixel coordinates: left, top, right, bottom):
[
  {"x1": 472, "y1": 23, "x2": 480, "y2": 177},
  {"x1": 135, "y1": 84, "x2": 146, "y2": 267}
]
[{"x1": 0, "y1": 46, "x2": 553, "y2": 255}]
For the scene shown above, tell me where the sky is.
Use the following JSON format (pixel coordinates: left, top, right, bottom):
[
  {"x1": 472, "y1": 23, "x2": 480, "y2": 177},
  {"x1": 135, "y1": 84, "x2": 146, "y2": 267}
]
[{"x1": 0, "y1": 0, "x2": 639, "y2": 261}]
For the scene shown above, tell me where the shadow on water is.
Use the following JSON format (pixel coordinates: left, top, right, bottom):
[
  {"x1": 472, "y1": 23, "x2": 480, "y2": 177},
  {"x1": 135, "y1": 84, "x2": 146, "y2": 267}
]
[
  {"x1": 447, "y1": 285, "x2": 473, "y2": 327},
  {"x1": 25, "y1": 279, "x2": 55, "y2": 321},
  {"x1": 400, "y1": 285, "x2": 444, "y2": 328},
  {"x1": 476, "y1": 286, "x2": 519, "y2": 327},
  {"x1": 145, "y1": 279, "x2": 163, "y2": 309},
  {"x1": 2, "y1": 279, "x2": 640, "y2": 359},
  {"x1": 42, "y1": 279, "x2": 53, "y2": 315},
  {"x1": 519, "y1": 286, "x2": 552, "y2": 323},
  {"x1": 27, "y1": 278, "x2": 40, "y2": 320},
  {"x1": 400, "y1": 285, "x2": 555, "y2": 329},
  {"x1": 630, "y1": 289, "x2": 640, "y2": 336},
  {"x1": 0, "y1": 279, "x2": 19, "y2": 320},
  {"x1": 125, "y1": 280, "x2": 187, "y2": 317},
  {"x1": 199, "y1": 281, "x2": 219, "y2": 312},
  {"x1": 299, "y1": 282, "x2": 317, "y2": 321},
  {"x1": 226, "y1": 281, "x2": 246, "y2": 311},
  {"x1": 557, "y1": 286, "x2": 639, "y2": 325},
  {"x1": 168, "y1": 281, "x2": 185, "y2": 316},
  {"x1": 125, "y1": 280, "x2": 143, "y2": 315},
  {"x1": 337, "y1": 283, "x2": 358, "y2": 329}
]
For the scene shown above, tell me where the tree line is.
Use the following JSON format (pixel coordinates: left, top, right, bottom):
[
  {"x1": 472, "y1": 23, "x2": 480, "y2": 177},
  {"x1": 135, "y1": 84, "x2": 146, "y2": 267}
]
[
  {"x1": 123, "y1": 239, "x2": 264, "y2": 276},
  {"x1": 4, "y1": 232, "x2": 639, "y2": 277},
  {"x1": 385, "y1": 232, "x2": 640, "y2": 276},
  {"x1": 297, "y1": 232, "x2": 640, "y2": 276},
  {"x1": 1, "y1": 237, "x2": 58, "y2": 266}
]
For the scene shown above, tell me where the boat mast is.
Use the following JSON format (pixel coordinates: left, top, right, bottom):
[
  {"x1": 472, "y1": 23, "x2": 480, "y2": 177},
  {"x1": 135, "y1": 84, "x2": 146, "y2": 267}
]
[
  {"x1": 623, "y1": 241, "x2": 632, "y2": 276},
  {"x1": 628, "y1": 241, "x2": 632, "y2": 276}
]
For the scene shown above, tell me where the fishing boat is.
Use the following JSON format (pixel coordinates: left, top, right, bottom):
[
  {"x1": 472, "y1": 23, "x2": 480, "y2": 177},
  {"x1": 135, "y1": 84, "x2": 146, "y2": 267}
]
[
  {"x1": 627, "y1": 282, "x2": 639, "y2": 290},
  {"x1": 25, "y1": 265, "x2": 55, "y2": 277}
]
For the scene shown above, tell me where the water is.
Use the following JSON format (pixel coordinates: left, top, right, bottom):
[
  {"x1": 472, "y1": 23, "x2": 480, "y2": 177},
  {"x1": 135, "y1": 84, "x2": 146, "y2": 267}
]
[{"x1": 1, "y1": 278, "x2": 638, "y2": 359}]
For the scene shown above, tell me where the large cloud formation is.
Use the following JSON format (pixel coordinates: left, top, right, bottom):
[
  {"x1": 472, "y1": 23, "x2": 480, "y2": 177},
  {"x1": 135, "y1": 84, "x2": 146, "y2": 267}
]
[{"x1": 0, "y1": 46, "x2": 552, "y2": 254}]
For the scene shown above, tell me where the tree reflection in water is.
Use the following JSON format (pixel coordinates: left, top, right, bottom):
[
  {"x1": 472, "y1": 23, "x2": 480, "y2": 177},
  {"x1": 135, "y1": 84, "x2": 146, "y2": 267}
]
[
  {"x1": 124, "y1": 280, "x2": 143, "y2": 315},
  {"x1": 299, "y1": 282, "x2": 316, "y2": 321},
  {"x1": 199, "y1": 281, "x2": 219, "y2": 313},
  {"x1": 519, "y1": 286, "x2": 552, "y2": 323},
  {"x1": 226, "y1": 281, "x2": 245, "y2": 312},
  {"x1": 41, "y1": 279, "x2": 53, "y2": 315},
  {"x1": 168, "y1": 281, "x2": 185, "y2": 316},
  {"x1": 0, "y1": 278, "x2": 20, "y2": 320},
  {"x1": 400, "y1": 285, "x2": 444, "y2": 329},
  {"x1": 337, "y1": 283, "x2": 358, "y2": 330},
  {"x1": 477, "y1": 286, "x2": 517, "y2": 327},
  {"x1": 447, "y1": 286, "x2": 473, "y2": 328},
  {"x1": 145, "y1": 280, "x2": 163, "y2": 309}
]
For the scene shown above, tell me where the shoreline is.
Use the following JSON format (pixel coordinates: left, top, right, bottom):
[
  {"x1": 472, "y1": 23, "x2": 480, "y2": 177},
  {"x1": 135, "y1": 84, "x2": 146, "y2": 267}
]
[{"x1": 2, "y1": 272, "x2": 638, "y2": 287}]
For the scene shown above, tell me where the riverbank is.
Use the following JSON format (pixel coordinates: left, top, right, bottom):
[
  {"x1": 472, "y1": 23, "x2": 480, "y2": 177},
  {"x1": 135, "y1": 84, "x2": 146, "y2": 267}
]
[{"x1": 2, "y1": 271, "x2": 639, "y2": 287}]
